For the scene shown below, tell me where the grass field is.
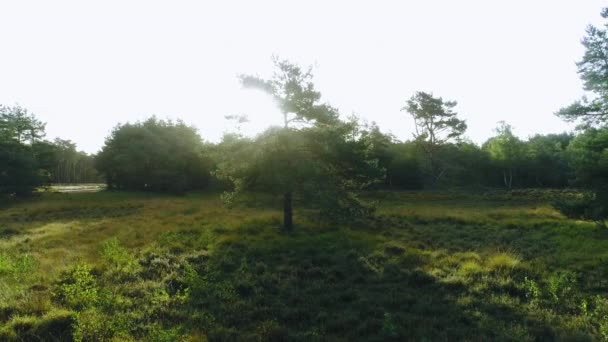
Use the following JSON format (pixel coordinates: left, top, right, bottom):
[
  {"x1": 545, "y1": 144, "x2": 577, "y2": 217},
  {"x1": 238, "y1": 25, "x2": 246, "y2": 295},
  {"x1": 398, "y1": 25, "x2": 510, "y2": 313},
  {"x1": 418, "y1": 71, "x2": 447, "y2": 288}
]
[{"x1": 1, "y1": 190, "x2": 607, "y2": 341}]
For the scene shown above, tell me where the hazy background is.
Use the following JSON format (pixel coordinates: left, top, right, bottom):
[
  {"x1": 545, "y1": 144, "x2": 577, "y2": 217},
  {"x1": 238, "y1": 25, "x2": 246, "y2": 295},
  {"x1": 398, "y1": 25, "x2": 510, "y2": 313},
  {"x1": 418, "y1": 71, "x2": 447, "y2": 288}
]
[{"x1": 1, "y1": 0, "x2": 605, "y2": 153}]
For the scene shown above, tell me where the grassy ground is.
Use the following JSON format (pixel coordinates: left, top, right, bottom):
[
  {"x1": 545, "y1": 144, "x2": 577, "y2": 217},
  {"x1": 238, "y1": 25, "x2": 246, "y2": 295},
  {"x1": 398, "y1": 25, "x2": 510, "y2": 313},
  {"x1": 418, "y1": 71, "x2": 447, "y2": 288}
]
[{"x1": 0, "y1": 189, "x2": 607, "y2": 341}]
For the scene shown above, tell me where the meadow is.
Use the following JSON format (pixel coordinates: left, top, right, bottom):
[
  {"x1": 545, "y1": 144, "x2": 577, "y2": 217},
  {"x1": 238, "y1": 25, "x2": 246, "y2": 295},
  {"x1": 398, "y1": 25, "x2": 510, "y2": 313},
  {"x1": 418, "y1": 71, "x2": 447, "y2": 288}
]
[{"x1": 1, "y1": 189, "x2": 608, "y2": 341}]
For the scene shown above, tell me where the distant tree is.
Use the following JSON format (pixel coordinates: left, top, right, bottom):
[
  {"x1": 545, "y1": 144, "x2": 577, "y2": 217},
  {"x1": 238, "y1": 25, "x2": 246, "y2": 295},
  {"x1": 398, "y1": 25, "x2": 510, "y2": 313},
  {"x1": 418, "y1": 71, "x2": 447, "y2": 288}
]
[
  {"x1": 402, "y1": 91, "x2": 467, "y2": 185},
  {"x1": 557, "y1": 8, "x2": 608, "y2": 127},
  {"x1": 0, "y1": 141, "x2": 44, "y2": 196},
  {"x1": 0, "y1": 105, "x2": 46, "y2": 144},
  {"x1": 524, "y1": 133, "x2": 573, "y2": 187},
  {"x1": 0, "y1": 105, "x2": 48, "y2": 195},
  {"x1": 360, "y1": 122, "x2": 395, "y2": 187},
  {"x1": 47, "y1": 139, "x2": 101, "y2": 184},
  {"x1": 218, "y1": 58, "x2": 380, "y2": 231},
  {"x1": 436, "y1": 141, "x2": 492, "y2": 187},
  {"x1": 96, "y1": 117, "x2": 211, "y2": 193},
  {"x1": 384, "y1": 142, "x2": 424, "y2": 190},
  {"x1": 483, "y1": 122, "x2": 526, "y2": 188}
]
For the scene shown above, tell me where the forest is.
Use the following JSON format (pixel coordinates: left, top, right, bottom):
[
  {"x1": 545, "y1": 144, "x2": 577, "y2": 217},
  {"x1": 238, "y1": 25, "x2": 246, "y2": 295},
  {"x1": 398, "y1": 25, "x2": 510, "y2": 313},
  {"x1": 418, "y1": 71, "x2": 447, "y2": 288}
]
[{"x1": 1, "y1": 6, "x2": 608, "y2": 342}]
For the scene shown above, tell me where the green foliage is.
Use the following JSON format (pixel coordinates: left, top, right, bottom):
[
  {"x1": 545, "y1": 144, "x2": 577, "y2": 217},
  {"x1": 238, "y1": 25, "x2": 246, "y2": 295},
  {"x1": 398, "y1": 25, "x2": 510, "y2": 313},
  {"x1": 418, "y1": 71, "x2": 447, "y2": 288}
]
[
  {"x1": 523, "y1": 277, "x2": 541, "y2": 304},
  {"x1": 547, "y1": 271, "x2": 576, "y2": 305},
  {"x1": 0, "y1": 310, "x2": 76, "y2": 341},
  {"x1": 96, "y1": 117, "x2": 211, "y2": 193},
  {"x1": 54, "y1": 264, "x2": 99, "y2": 310},
  {"x1": 402, "y1": 91, "x2": 467, "y2": 145},
  {"x1": 551, "y1": 128, "x2": 608, "y2": 224},
  {"x1": 0, "y1": 105, "x2": 49, "y2": 196},
  {"x1": 0, "y1": 105, "x2": 100, "y2": 196},
  {"x1": 239, "y1": 56, "x2": 339, "y2": 127},
  {"x1": 2, "y1": 190, "x2": 608, "y2": 340},
  {"x1": 100, "y1": 238, "x2": 141, "y2": 278},
  {"x1": 49, "y1": 138, "x2": 102, "y2": 184},
  {"x1": 0, "y1": 104, "x2": 46, "y2": 144},
  {"x1": 0, "y1": 139, "x2": 46, "y2": 196},
  {"x1": 402, "y1": 91, "x2": 467, "y2": 184},
  {"x1": 220, "y1": 59, "x2": 382, "y2": 229},
  {"x1": 0, "y1": 252, "x2": 37, "y2": 278},
  {"x1": 483, "y1": 122, "x2": 526, "y2": 188},
  {"x1": 552, "y1": 192, "x2": 607, "y2": 224},
  {"x1": 567, "y1": 127, "x2": 608, "y2": 187},
  {"x1": 557, "y1": 8, "x2": 608, "y2": 127}
]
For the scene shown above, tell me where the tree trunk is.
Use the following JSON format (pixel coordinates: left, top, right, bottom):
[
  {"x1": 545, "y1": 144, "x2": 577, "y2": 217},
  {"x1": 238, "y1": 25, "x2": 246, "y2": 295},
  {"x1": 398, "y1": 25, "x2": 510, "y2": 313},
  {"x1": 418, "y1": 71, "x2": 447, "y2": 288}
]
[{"x1": 283, "y1": 192, "x2": 293, "y2": 232}]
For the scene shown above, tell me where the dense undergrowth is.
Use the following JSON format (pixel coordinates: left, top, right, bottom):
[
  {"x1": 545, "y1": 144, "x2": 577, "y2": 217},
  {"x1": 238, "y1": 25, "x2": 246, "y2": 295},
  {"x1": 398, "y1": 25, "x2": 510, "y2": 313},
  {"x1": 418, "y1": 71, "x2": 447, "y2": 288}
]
[{"x1": 0, "y1": 190, "x2": 607, "y2": 341}]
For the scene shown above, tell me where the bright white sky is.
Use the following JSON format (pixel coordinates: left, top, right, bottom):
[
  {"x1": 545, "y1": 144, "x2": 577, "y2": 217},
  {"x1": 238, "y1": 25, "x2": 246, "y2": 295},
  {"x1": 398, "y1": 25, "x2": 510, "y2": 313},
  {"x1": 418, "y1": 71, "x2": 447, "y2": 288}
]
[{"x1": 1, "y1": 0, "x2": 606, "y2": 153}]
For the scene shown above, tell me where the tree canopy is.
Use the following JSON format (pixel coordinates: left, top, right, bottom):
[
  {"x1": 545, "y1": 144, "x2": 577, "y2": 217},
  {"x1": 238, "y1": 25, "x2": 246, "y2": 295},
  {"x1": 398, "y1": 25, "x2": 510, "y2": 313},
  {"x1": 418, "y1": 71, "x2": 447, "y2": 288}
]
[
  {"x1": 557, "y1": 8, "x2": 608, "y2": 127},
  {"x1": 217, "y1": 59, "x2": 381, "y2": 231},
  {"x1": 402, "y1": 91, "x2": 467, "y2": 184},
  {"x1": 96, "y1": 117, "x2": 211, "y2": 193}
]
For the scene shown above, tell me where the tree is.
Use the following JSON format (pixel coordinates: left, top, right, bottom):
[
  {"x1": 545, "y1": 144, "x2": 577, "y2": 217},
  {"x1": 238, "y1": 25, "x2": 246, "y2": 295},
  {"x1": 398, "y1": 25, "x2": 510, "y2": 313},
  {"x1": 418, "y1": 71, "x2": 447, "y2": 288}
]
[
  {"x1": 0, "y1": 140, "x2": 44, "y2": 196},
  {"x1": 359, "y1": 122, "x2": 395, "y2": 187},
  {"x1": 236, "y1": 58, "x2": 338, "y2": 231},
  {"x1": 551, "y1": 128, "x2": 608, "y2": 226},
  {"x1": 240, "y1": 56, "x2": 339, "y2": 129},
  {"x1": 46, "y1": 139, "x2": 101, "y2": 184},
  {"x1": 96, "y1": 117, "x2": 211, "y2": 193},
  {"x1": 566, "y1": 128, "x2": 608, "y2": 188},
  {"x1": 0, "y1": 105, "x2": 46, "y2": 144},
  {"x1": 557, "y1": 8, "x2": 608, "y2": 127},
  {"x1": 554, "y1": 7, "x2": 608, "y2": 225},
  {"x1": 402, "y1": 91, "x2": 467, "y2": 185},
  {"x1": 218, "y1": 58, "x2": 380, "y2": 231},
  {"x1": 0, "y1": 105, "x2": 48, "y2": 195},
  {"x1": 524, "y1": 133, "x2": 573, "y2": 187},
  {"x1": 384, "y1": 141, "x2": 424, "y2": 190},
  {"x1": 483, "y1": 122, "x2": 526, "y2": 188}
]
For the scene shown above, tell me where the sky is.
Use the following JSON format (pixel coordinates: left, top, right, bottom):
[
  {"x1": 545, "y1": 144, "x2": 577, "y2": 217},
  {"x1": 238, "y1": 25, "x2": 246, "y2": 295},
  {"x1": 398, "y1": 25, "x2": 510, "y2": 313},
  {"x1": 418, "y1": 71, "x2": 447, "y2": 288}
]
[{"x1": 1, "y1": 0, "x2": 606, "y2": 153}]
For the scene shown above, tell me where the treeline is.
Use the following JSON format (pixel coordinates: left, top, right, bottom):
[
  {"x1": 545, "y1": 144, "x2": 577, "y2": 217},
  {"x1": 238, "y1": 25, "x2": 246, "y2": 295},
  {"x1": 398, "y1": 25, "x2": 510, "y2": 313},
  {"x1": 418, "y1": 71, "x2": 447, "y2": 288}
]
[
  {"x1": 0, "y1": 83, "x2": 602, "y2": 197},
  {"x1": 2, "y1": 7, "x2": 608, "y2": 228},
  {"x1": 0, "y1": 105, "x2": 101, "y2": 195},
  {"x1": 0, "y1": 73, "x2": 602, "y2": 201},
  {"x1": 362, "y1": 122, "x2": 575, "y2": 190}
]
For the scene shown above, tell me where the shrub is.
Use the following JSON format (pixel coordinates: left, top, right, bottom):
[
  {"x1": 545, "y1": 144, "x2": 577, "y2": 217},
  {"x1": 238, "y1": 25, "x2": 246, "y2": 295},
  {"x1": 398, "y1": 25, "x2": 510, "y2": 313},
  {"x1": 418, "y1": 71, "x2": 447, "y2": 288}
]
[
  {"x1": 100, "y1": 238, "x2": 140, "y2": 278},
  {"x1": 486, "y1": 253, "x2": 519, "y2": 273},
  {"x1": 522, "y1": 277, "x2": 541, "y2": 304},
  {"x1": 547, "y1": 271, "x2": 577, "y2": 305},
  {"x1": 553, "y1": 191, "x2": 607, "y2": 226},
  {"x1": 53, "y1": 264, "x2": 99, "y2": 310},
  {"x1": 0, "y1": 310, "x2": 76, "y2": 341}
]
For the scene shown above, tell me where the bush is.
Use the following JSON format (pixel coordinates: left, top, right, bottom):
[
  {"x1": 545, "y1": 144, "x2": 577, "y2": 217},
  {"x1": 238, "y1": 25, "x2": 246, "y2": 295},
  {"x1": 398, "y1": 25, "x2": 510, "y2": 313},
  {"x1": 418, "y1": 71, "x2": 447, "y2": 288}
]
[
  {"x1": 95, "y1": 117, "x2": 211, "y2": 193},
  {"x1": 100, "y1": 238, "x2": 140, "y2": 279},
  {"x1": 0, "y1": 310, "x2": 76, "y2": 341},
  {"x1": 553, "y1": 191, "x2": 607, "y2": 225},
  {"x1": 53, "y1": 264, "x2": 99, "y2": 310}
]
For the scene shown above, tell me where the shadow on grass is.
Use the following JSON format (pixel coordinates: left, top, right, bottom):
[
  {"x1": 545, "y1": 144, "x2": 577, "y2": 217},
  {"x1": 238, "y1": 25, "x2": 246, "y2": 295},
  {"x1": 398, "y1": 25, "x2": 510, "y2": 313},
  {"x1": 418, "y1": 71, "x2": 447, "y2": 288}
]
[{"x1": 180, "y1": 220, "x2": 564, "y2": 341}]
